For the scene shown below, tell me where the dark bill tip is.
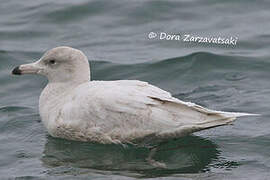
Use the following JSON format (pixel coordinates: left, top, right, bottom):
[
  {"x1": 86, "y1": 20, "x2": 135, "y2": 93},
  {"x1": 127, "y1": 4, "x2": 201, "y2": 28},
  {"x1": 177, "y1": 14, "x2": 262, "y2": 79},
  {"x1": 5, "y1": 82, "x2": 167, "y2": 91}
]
[{"x1": 12, "y1": 66, "x2": 22, "y2": 75}]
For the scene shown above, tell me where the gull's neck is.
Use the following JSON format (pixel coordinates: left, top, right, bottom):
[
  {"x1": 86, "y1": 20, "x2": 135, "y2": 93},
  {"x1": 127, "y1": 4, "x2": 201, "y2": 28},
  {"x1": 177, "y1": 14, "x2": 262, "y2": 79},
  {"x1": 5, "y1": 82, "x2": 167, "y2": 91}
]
[
  {"x1": 39, "y1": 81, "x2": 82, "y2": 111},
  {"x1": 39, "y1": 62, "x2": 91, "y2": 113}
]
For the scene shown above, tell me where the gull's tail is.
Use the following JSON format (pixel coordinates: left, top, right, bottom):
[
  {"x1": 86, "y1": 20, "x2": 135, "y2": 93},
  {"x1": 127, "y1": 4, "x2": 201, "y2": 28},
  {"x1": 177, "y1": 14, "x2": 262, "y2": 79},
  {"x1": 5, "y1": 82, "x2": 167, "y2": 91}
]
[
  {"x1": 158, "y1": 111, "x2": 259, "y2": 138},
  {"x1": 151, "y1": 97, "x2": 260, "y2": 138}
]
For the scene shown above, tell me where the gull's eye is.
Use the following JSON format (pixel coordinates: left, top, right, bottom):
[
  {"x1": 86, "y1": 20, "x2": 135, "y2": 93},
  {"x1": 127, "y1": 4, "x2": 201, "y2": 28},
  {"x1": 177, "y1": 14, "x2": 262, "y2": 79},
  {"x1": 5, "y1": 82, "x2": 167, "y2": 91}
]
[{"x1": 49, "y1": 60, "x2": 56, "y2": 65}]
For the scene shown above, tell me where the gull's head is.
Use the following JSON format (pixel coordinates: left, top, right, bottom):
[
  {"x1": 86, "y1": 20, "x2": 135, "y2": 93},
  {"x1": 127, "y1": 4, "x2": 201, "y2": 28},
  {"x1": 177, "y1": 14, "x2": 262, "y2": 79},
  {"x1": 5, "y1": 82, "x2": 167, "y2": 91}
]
[{"x1": 12, "y1": 46, "x2": 90, "y2": 84}]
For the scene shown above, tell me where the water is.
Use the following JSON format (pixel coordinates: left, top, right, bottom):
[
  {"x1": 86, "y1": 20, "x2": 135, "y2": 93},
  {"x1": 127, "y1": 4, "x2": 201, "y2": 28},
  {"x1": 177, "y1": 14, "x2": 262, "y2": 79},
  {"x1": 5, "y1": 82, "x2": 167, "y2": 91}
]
[{"x1": 0, "y1": 0, "x2": 270, "y2": 179}]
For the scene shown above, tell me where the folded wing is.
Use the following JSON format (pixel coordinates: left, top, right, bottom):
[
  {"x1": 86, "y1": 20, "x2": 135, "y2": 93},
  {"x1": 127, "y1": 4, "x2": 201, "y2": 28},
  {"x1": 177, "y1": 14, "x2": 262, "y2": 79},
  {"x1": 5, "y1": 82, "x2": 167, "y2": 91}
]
[{"x1": 70, "y1": 80, "x2": 257, "y2": 142}]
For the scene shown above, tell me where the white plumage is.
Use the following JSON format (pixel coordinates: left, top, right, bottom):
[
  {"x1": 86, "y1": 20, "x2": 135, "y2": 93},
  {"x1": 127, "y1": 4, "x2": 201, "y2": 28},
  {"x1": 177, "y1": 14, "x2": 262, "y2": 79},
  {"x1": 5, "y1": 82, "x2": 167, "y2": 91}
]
[{"x1": 12, "y1": 46, "x2": 257, "y2": 145}]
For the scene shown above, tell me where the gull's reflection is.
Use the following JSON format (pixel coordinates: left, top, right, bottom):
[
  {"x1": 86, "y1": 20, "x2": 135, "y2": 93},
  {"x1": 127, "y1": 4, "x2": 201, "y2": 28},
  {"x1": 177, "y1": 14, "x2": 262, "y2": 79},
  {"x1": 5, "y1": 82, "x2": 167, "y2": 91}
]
[{"x1": 42, "y1": 135, "x2": 221, "y2": 177}]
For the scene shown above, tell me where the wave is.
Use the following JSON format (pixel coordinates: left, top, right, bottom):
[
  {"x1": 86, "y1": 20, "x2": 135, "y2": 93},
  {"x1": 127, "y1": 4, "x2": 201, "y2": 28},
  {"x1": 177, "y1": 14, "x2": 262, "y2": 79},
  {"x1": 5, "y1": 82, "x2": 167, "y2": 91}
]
[{"x1": 91, "y1": 51, "x2": 266, "y2": 81}]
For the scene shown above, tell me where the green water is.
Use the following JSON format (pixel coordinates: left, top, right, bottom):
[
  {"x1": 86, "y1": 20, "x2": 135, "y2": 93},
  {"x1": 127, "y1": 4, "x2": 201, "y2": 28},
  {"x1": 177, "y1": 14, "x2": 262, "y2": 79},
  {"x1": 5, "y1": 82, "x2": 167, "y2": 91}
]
[{"x1": 1, "y1": 1, "x2": 270, "y2": 179}]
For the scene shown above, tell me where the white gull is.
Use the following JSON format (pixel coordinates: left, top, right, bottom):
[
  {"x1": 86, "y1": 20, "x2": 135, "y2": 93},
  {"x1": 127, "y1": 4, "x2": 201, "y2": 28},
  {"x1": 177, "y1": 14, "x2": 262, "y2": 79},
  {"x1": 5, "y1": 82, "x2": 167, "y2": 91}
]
[{"x1": 12, "y1": 46, "x2": 257, "y2": 145}]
